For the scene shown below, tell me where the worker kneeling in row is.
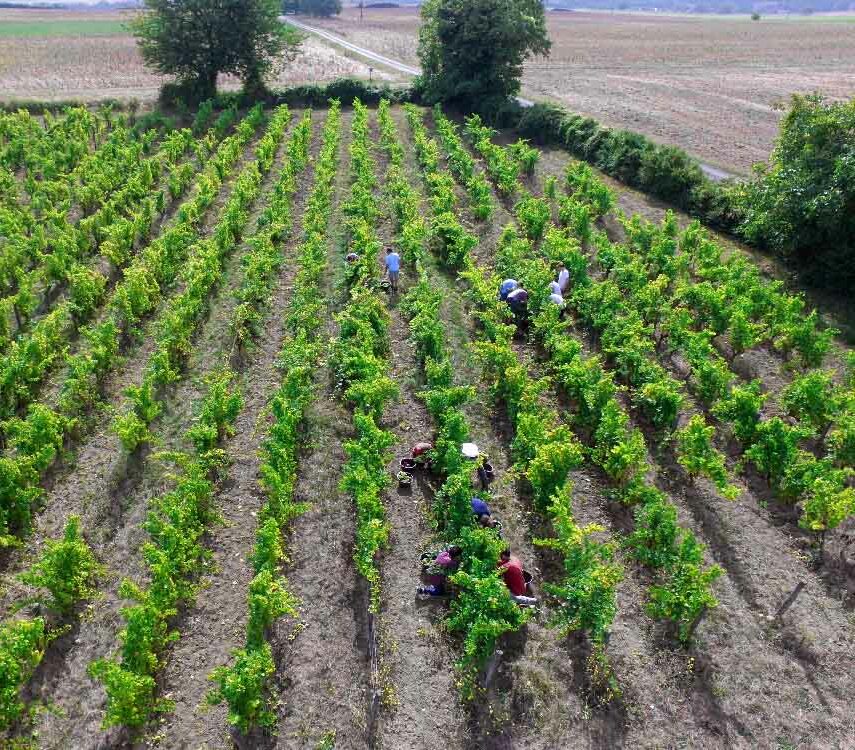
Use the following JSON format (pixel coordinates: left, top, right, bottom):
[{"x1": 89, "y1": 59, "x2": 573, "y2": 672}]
[
  {"x1": 417, "y1": 543, "x2": 536, "y2": 606},
  {"x1": 499, "y1": 547, "x2": 537, "y2": 606}
]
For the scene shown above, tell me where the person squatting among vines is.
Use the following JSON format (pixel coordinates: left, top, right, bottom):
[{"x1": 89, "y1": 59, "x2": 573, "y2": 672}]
[
  {"x1": 499, "y1": 547, "x2": 537, "y2": 606},
  {"x1": 472, "y1": 496, "x2": 502, "y2": 534},
  {"x1": 418, "y1": 545, "x2": 462, "y2": 597}
]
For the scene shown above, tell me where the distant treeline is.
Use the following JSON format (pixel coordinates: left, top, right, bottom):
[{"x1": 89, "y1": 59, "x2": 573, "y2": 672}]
[{"x1": 547, "y1": 0, "x2": 855, "y2": 12}]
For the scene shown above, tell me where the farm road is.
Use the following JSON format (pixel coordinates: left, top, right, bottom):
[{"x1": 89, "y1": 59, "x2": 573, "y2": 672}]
[
  {"x1": 281, "y1": 17, "x2": 733, "y2": 182},
  {"x1": 285, "y1": 17, "x2": 420, "y2": 76}
]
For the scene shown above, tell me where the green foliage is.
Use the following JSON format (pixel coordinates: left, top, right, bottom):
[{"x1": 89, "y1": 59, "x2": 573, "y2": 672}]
[
  {"x1": 0, "y1": 618, "x2": 47, "y2": 730},
  {"x1": 20, "y1": 516, "x2": 102, "y2": 616},
  {"x1": 524, "y1": 429, "x2": 584, "y2": 510},
  {"x1": 592, "y1": 401, "x2": 648, "y2": 486},
  {"x1": 297, "y1": 0, "x2": 341, "y2": 16},
  {"x1": 827, "y1": 413, "x2": 855, "y2": 467},
  {"x1": 773, "y1": 309, "x2": 837, "y2": 368},
  {"x1": 509, "y1": 139, "x2": 539, "y2": 175},
  {"x1": 565, "y1": 161, "x2": 614, "y2": 218},
  {"x1": 745, "y1": 417, "x2": 810, "y2": 486},
  {"x1": 646, "y1": 555, "x2": 723, "y2": 644},
  {"x1": 632, "y1": 378, "x2": 683, "y2": 431},
  {"x1": 690, "y1": 354, "x2": 735, "y2": 407},
  {"x1": 432, "y1": 106, "x2": 494, "y2": 220},
  {"x1": 514, "y1": 194, "x2": 551, "y2": 242},
  {"x1": 208, "y1": 100, "x2": 342, "y2": 737},
  {"x1": 627, "y1": 500, "x2": 680, "y2": 569},
  {"x1": 88, "y1": 659, "x2": 159, "y2": 728},
  {"x1": 3, "y1": 404, "x2": 73, "y2": 474},
  {"x1": 208, "y1": 644, "x2": 277, "y2": 733},
  {"x1": 799, "y1": 479, "x2": 855, "y2": 537},
  {"x1": 246, "y1": 570, "x2": 299, "y2": 649},
  {"x1": 712, "y1": 379, "x2": 766, "y2": 445},
  {"x1": 186, "y1": 369, "x2": 243, "y2": 454},
  {"x1": 778, "y1": 451, "x2": 845, "y2": 504},
  {"x1": 417, "y1": 0, "x2": 550, "y2": 107},
  {"x1": 675, "y1": 415, "x2": 739, "y2": 500},
  {"x1": 133, "y1": 0, "x2": 302, "y2": 101},
  {"x1": 734, "y1": 94, "x2": 855, "y2": 291},
  {"x1": 447, "y1": 529, "x2": 532, "y2": 701},
  {"x1": 781, "y1": 370, "x2": 841, "y2": 435},
  {"x1": 534, "y1": 486, "x2": 622, "y2": 643}
]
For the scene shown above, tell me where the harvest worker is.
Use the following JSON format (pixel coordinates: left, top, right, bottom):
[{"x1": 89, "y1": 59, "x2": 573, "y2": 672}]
[
  {"x1": 418, "y1": 545, "x2": 462, "y2": 597},
  {"x1": 548, "y1": 291, "x2": 565, "y2": 309},
  {"x1": 557, "y1": 262, "x2": 570, "y2": 294},
  {"x1": 471, "y1": 497, "x2": 502, "y2": 533},
  {"x1": 384, "y1": 247, "x2": 401, "y2": 293},
  {"x1": 411, "y1": 441, "x2": 433, "y2": 469},
  {"x1": 478, "y1": 513, "x2": 502, "y2": 534},
  {"x1": 499, "y1": 548, "x2": 537, "y2": 606},
  {"x1": 549, "y1": 280, "x2": 562, "y2": 296},
  {"x1": 346, "y1": 252, "x2": 359, "y2": 264},
  {"x1": 498, "y1": 278, "x2": 519, "y2": 301},
  {"x1": 471, "y1": 496, "x2": 491, "y2": 517},
  {"x1": 506, "y1": 287, "x2": 529, "y2": 318}
]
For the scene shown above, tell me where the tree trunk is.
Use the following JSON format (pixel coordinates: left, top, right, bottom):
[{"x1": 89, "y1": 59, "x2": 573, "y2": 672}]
[
  {"x1": 242, "y1": 69, "x2": 267, "y2": 100},
  {"x1": 194, "y1": 69, "x2": 218, "y2": 103}
]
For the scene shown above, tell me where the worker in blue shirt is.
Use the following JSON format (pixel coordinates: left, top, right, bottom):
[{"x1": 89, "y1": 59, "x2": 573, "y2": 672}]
[
  {"x1": 499, "y1": 278, "x2": 519, "y2": 301},
  {"x1": 384, "y1": 247, "x2": 401, "y2": 292}
]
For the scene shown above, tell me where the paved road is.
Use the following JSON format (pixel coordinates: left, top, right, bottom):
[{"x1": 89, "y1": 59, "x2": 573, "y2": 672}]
[
  {"x1": 283, "y1": 17, "x2": 733, "y2": 182},
  {"x1": 285, "y1": 17, "x2": 421, "y2": 76}
]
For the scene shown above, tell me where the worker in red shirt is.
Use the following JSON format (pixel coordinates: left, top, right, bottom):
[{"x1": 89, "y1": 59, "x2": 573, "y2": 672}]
[{"x1": 498, "y1": 548, "x2": 536, "y2": 605}]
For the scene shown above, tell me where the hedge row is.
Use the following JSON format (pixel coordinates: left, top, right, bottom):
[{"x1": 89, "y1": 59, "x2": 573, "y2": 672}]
[{"x1": 495, "y1": 100, "x2": 742, "y2": 235}]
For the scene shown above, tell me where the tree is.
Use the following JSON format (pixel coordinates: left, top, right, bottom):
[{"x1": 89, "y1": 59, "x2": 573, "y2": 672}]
[
  {"x1": 417, "y1": 0, "x2": 551, "y2": 109},
  {"x1": 734, "y1": 94, "x2": 855, "y2": 290},
  {"x1": 132, "y1": 0, "x2": 302, "y2": 102},
  {"x1": 298, "y1": 0, "x2": 342, "y2": 16}
]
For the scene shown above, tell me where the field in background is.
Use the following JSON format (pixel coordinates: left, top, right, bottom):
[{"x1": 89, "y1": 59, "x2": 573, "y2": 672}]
[
  {"x1": 304, "y1": 7, "x2": 855, "y2": 173},
  {"x1": 0, "y1": 9, "x2": 404, "y2": 104},
  {"x1": 2, "y1": 7, "x2": 852, "y2": 172}
]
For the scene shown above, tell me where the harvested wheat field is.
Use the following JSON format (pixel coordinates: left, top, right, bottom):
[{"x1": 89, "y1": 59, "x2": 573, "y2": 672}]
[
  {"x1": 0, "y1": 9, "x2": 404, "y2": 104},
  {"x1": 301, "y1": 6, "x2": 855, "y2": 174},
  {"x1": 1, "y1": 97, "x2": 854, "y2": 750}
]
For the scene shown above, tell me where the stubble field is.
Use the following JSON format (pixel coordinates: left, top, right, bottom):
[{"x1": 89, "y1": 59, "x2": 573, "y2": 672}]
[
  {"x1": 302, "y1": 6, "x2": 855, "y2": 174},
  {"x1": 0, "y1": 9, "x2": 403, "y2": 104}
]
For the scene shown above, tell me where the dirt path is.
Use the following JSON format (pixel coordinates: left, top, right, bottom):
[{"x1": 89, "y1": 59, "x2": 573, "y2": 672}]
[
  {"x1": 271, "y1": 108, "x2": 374, "y2": 750},
  {"x1": 148, "y1": 112, "x2": 324, "y2": 750},
  {"x1": 375, "y1": 294, "x2": 466, "y2": 750},
  {"x1": 357, "y1": 106, "x2": 465, "y2": 750},
  {"x1": 10, "y1": 121, "x2": 293, "y2": 750}
]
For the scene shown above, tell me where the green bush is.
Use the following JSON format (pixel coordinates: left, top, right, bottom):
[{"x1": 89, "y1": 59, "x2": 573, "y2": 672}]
[
  {"x1": 20, "y1": 516, "x2": 102, "y2": 616},
  {"x1": 733, "y1": 94, "x2": 855, "y2": 290}
]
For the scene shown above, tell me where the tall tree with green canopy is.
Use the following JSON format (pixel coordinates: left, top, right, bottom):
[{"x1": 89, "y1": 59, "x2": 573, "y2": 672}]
[
  {"x1": 132, "y1": 0, "x2": 303, "y2": 101},
  {"x1": 734, "y1": 94, "x2": 855, "y2": 290},
  {"x1": 417, "y1": 0, "x2": 551, "y2": 109}
]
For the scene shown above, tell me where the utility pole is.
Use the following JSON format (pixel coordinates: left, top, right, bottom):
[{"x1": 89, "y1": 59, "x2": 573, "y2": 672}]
[{"x1": 360, "y1": 0, "x2": 364, "y2": 21}]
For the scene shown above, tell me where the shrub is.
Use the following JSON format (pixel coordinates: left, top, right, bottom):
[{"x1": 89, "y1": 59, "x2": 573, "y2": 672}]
[
  {"x1": 20, "y1": 516, "x2": 103, "y2": 616},
  {"x1": 733, "y1": 94, "x2": 855, "y2": 290}
]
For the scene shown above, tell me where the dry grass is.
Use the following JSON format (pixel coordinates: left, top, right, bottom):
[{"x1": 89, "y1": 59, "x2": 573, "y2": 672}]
[{"x1": 304, "y1": 6, "x2": 855, "y2": 173}]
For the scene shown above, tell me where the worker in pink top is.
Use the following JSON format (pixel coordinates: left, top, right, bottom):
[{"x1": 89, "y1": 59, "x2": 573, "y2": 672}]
[{"x1": 418, "y1": 546, "x2": 462, "y2": 598}]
